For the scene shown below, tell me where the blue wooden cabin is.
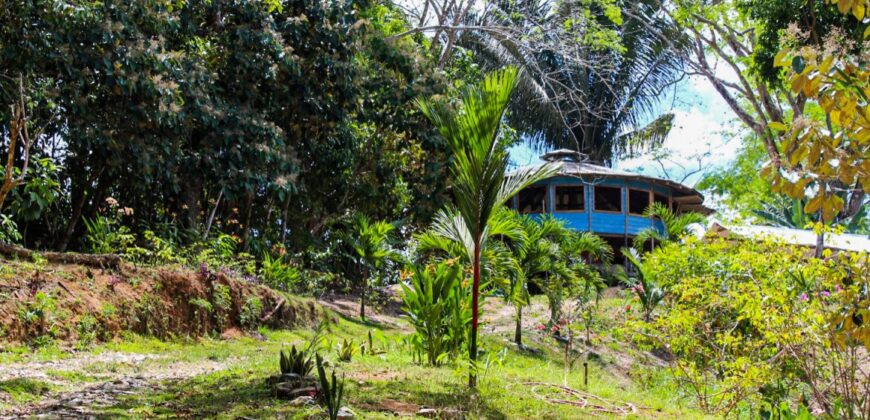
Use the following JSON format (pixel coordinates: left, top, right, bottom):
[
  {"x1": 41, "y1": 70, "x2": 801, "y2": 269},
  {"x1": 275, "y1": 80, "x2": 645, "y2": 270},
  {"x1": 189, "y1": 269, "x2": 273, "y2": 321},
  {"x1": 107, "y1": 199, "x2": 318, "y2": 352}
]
[{"x1": 509, "y1": 149, "x2": 710, "y2": 262}]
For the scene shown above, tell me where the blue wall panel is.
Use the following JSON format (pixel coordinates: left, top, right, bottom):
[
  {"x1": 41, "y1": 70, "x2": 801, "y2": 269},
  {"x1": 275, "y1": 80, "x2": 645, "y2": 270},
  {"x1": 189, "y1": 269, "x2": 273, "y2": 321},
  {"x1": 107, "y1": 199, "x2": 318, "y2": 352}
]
[
  {"x1": 517, "y1": 177, "x2": 673, "y2": 237},
  {"x1": 551, "y1": 212, "x2": 589, "y2": 231}
]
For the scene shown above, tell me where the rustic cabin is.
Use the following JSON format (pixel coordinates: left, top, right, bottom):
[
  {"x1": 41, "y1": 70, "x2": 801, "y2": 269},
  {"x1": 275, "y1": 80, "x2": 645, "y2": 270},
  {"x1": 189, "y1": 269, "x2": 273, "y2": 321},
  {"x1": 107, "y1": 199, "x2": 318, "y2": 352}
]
[{"x1": 509, "y1": 149, "x2": 711, "y2": 263}]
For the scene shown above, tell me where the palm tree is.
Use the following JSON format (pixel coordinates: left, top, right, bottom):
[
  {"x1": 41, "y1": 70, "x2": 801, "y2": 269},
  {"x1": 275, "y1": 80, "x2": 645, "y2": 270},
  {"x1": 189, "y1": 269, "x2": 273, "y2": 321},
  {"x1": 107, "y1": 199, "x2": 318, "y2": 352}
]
[
  {"x1": 616, "y1": 247, "x2": 663, "y2": 322},
  {"x1": 502, "y1": 212, "x2": 566, "y2": 345},
  {"x1": 633, "y1": 202, "x2": 706, "y2": 250},
  {"x1": 460, "y1": 0, "x2": 686, "y2": 164},
  {"x1": 418, "y1": 66, "x2": 560, "y2": 387},
  {"x1": 348, "y1": 214, "x2": 395, "y2": 320}
]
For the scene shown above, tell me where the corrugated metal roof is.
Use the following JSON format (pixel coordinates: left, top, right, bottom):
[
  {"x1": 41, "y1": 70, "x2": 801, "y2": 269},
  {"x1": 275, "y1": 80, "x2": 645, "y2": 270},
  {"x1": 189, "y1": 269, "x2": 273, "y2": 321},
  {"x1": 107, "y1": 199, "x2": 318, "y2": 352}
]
[{"x1": 706, "y1": 221, "x2": 870, "y2": 252}]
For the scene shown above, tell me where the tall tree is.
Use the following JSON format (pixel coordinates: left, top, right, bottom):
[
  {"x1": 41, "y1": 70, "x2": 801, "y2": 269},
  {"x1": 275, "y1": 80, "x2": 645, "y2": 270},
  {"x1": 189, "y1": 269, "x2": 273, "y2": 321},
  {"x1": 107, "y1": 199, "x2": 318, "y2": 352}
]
[
  {"x1": 664, "y1": 0, "x2": 867, "y2": 239},
  {"x1": 460, "y1": 0, "x2": 687, "y2": 164},
  {"x1": 418, "y1": 66, "x2": 560, "y2": 387}
]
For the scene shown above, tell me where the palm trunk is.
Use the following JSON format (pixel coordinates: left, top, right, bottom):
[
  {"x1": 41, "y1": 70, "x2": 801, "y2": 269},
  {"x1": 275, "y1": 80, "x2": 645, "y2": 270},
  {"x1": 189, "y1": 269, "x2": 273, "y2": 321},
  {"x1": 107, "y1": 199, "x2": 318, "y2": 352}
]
[
  {"x1": 514, "y1": 306, "x2": 523, "y2": 346},
  {"x1": 469, "y1": 238, "x2": 481, "y2": 388},
  {"x1": 360, "y1": 265, "x2": 367, "y2": 320}
]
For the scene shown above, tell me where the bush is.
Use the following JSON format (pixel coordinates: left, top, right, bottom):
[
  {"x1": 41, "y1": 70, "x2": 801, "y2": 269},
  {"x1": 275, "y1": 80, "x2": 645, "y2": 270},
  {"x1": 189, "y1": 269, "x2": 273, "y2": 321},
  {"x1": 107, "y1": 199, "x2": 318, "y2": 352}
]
[
  {"x1": 628, "y1": 236, "x2": 869, "y2": 417},
  {"x1": 82, "y1": 198, "x2": 135, "y2": 254},
  {"x1": 260, "y1": 253, "x2": 300, "y2": 291},
  {"x1": 17, "y1": 291, "x2": 57, "y2": 346},
  {"x1": 280, "y1": 345, "x2": 313, "y2": 377},
  {"x1": 240, "y1": 296, "x2": 263, "y2": 330},
  {"x1": 400, "y1": 261, "x2": 470, "y2": 366},
  {"x1": 0, "y1": 214, "x2": 22, "y2": 244}
]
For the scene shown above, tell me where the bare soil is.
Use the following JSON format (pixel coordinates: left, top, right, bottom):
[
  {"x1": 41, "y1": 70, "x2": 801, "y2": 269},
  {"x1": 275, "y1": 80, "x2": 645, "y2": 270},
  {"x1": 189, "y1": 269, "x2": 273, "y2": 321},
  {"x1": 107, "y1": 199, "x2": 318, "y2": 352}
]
[{"x1": 0, "y1": 258, "x2": 325, "y2": 344}]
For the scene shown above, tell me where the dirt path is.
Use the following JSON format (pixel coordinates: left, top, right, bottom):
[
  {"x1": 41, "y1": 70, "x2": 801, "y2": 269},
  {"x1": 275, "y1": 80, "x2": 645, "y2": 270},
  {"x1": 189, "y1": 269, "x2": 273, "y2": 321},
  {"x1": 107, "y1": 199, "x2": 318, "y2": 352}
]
[{"x1": 0, "y1": 351, "x2": 230, "y2": 419}]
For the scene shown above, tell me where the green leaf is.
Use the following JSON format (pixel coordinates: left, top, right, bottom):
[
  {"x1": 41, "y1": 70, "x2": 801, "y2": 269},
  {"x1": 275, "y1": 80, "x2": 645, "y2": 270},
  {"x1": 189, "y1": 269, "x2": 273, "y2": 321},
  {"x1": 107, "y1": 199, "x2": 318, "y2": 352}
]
[{"x1": 791, "y1": 56, "x2": 806, "y2": 74}]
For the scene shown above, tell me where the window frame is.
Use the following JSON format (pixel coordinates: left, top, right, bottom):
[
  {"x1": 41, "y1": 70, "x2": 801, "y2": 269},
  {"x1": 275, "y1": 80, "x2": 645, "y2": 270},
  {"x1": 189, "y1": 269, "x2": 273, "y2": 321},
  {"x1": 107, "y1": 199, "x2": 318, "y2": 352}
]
[
  {"x1": 553, "y1": 184, "x2": 586, "y2": 212},
  {"x1": 517, "y1": 185, "x2": 549, "y2": 214},
  {"x1": 593, "y1": 185, "x2": 623, "y2": 214},
  {"x1": 653, "y1": 193, "x2": 669, "y2": 211},
  {"x1": 627, "y1": 188, "x2": 651, "y2": 216}
]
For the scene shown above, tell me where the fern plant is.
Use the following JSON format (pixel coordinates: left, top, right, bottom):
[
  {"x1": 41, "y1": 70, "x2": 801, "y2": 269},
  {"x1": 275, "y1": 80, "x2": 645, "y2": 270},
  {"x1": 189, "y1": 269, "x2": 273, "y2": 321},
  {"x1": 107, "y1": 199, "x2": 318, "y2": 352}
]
[
  {"x1": 316, "y1": 353, "x2": 345, "y2": 420},
  {"x1": 279, "y1": 345, "x2": 314, "y2": 377}
]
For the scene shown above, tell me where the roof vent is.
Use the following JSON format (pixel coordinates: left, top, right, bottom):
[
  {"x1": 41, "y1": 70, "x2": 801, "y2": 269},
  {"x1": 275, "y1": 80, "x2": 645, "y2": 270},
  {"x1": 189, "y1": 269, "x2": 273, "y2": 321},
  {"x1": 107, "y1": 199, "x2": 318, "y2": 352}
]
[{"x1": 540, "y1": 149, "x2": 589, "y2": 163}]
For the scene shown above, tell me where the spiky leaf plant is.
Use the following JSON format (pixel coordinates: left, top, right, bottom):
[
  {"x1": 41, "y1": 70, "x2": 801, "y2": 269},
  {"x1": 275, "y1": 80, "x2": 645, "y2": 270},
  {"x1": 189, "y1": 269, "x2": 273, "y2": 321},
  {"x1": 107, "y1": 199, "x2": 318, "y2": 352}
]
[{"x1": 316, "y1": 354, "x2": 345, "y2": 420}]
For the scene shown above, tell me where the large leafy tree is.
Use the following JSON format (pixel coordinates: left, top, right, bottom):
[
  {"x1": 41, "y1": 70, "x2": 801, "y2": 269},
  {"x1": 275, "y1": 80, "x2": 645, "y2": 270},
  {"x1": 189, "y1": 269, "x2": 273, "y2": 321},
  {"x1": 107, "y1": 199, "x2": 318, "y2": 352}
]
[
  {"x1": 699, "y1": 135, "x2": 869, "y2": 233},
  {"x1": 459, "y1": 0, "x2": 687, "y2": 164},
  {"x1": 667, "y1": 0, "x2": 867, "y2": 245},
  {"x1": 418, "y1": 66, "x2": 560, "y2": 387},
  {"x1": 0, "y1": 1, "x2": 451, "y2": 258}
]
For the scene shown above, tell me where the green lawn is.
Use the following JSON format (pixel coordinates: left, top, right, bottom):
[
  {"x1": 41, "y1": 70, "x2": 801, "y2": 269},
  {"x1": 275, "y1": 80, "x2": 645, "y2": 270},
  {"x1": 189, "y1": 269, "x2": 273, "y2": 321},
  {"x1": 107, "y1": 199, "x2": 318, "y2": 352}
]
[{"x1": 1, "y1": 298, "x2": 713, "y2": 419}]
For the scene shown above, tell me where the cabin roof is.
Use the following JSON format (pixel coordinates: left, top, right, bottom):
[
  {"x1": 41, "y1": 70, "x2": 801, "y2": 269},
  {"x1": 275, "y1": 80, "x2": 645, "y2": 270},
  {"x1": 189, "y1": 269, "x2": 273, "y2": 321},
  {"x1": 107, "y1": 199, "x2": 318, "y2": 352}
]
[
  {"x1": 511, "y1": 149, "x2": 712, "y2": 214},
  {"x1": 705, "y1": 221, "x2": 870, "y2": 253}
]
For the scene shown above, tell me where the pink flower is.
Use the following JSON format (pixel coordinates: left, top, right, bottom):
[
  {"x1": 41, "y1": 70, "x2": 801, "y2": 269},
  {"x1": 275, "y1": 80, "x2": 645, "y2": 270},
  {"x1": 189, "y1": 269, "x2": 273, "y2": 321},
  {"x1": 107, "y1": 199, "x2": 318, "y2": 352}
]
[
  {"x1": 535, "y1": 324, "x2": 546, "y2": 331},
  {"x1": 820, "y1": 291, "x2": 830, "y2": 298},
  {"x1": 799, "y1": 293, "x2": 808, "y2": 301}
]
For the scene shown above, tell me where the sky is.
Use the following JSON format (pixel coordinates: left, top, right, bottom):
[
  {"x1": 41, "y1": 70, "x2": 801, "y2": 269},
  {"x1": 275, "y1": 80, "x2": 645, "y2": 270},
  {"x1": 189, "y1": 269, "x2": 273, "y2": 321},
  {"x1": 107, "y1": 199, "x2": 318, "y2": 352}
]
[{"x1": 509, "y1": 74, "x2": 747, "y2": 188}]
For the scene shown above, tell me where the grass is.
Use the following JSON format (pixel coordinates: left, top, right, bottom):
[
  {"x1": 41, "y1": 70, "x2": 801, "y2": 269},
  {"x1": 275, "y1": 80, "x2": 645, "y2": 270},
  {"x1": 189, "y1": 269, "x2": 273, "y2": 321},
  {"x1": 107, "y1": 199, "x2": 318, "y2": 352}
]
[
  {"x1": 0, "y1": 296, "x2": 713, "y2": 419},
  {"x1": 0, "y1": 378, "x2": 55, "y2": 404}
]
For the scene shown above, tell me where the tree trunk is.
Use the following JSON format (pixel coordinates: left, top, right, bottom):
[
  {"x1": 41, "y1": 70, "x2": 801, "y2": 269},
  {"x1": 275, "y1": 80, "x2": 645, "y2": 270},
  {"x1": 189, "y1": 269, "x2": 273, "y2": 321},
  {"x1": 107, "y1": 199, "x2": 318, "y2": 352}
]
[
  {"x1": 179, "y1": 172, "x2": 202, "y2": 232},
  {"x1": 360, "y1": 265, "x2": 368, "y2": 320},
  {"x1": 57, "y1": 166, "x2": 106, "y2": 251},
  {"x1": 469, "y1": 237, "x2": 481, "y2": 388},
  {"x1": 814, "y1": 230, "x2": 825, "y2": 259},
  {"x1": 514, "y1": 306, "x2": 523, "y2": 346},
  {"x1": 239, "y1": 190, "x2": 254, "y2": 250},
  {"x1": 279, "y1": 194, "x2": 291, "y2": 243}
]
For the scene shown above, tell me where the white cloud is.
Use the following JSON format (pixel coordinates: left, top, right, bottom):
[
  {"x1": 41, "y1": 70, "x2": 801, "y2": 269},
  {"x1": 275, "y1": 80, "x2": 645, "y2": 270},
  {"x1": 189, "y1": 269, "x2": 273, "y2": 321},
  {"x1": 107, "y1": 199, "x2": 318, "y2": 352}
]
[{"x1": 616, "y1": 75, "x2": 746, "y2": 186}]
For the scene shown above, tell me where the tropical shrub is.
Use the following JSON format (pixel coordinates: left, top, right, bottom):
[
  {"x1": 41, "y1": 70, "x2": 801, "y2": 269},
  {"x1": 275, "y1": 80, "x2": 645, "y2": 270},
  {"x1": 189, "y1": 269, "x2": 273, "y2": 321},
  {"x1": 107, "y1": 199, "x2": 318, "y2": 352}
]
[
  {"x1": 260, "y1": 252, "x2": 300, "y2": 292},
  {"x1": 628, "y1": 236, "x2": 870, "y2": 417},
  {"x1": 400, "y1": 261, "x2": 470, "y2": 366},
  {"x1": 335, "y1": 338, "x2": 357, "y2": 362},
  {"x1": 0, "y1": 214, "x2": 21, "y2": 244},
  {"x1": 82, "y1": 198, "x2": 135, "y2": 254},
  {"x1": 346, "y1": 213, "x2": 396, "y2": 319},
  {"x1": 316, "y1": 353, "x2": 345, "y2": 420},
  {"x1": 633, "y1": 202, "x2": 705, "y2": 250},
  {"x1": 18, "y1": 291, "x2": 58, "y2": 345},
  {"x1": 279, "y1": 345, "x2": 314, "y2": 377},
  {"x1": 239, "y1": 296, "x2": 263, "y2": 331},
  {"x1": 616, "y1": 248, "x2": 664, "y2": 322}
]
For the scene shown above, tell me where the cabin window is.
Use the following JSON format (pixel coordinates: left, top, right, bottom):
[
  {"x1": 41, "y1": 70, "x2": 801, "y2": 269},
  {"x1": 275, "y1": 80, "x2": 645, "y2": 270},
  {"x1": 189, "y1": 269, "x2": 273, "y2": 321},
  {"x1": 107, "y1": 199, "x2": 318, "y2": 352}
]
[
  {"x1": 628, "y1": 189, "x2": 650, "y2": 215},
  {"x1": 518, "y1": 186, "x2": 547, "y2": 214},
  {"x1": 594, "y1": 186, "x2": 622, "y2": 212},
  {"x1": 554, "y1": 186, "x2": 585, "y2": 211},
  {"x1": 653, "y1": 193, "x2": 669, "y2": 210}
]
